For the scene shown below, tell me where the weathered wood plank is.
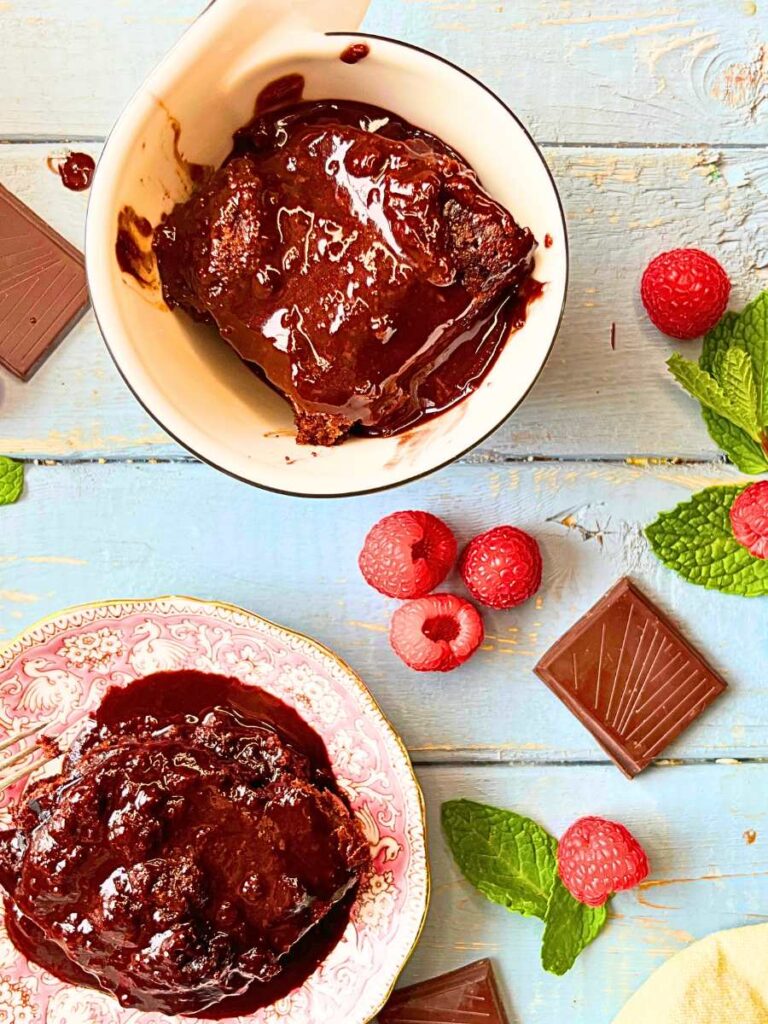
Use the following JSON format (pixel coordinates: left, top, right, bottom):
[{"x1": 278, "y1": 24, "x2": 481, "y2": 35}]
[
  {"x1": 410, "y1": 762, "x2": 768, "y2": 1024},
  {"x1": 0, "y1": 459, "x2": 762, "y2": 764},
  {"x1": 1, "y1": 143, "x2": 765, "y2": 461},
  {"x1": 0, "y1": 0, "x2": 765, "y2": 145}
]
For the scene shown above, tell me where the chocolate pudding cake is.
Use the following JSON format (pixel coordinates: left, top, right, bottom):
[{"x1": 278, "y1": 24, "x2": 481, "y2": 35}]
[
  {"x1": 153, "y1": 91, "x2": 538, "y2": 445},
  {"x1": 0, "y1": 672, "x2": 369, "y2": 1017}
]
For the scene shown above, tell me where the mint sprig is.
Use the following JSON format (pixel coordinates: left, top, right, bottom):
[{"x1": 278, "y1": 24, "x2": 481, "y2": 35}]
[
  {"x1": 441, "y1": 799, "x2": 608, "y2": 975},
  {"x1": 667, "y1": 291, "x2": 768, "y2": 473},
  {"x1": 646, "y1": 485, "x2": 768, "y2": 596},
  {"x1": 541, "y1": 876, "x2": 607, "y2": 975},
  {"x1": 0, "y1": 457, "x2": 23, "y2": 506}
]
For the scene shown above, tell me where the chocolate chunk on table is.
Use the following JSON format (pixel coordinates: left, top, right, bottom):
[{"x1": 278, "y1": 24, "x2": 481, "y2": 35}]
[
  {"x1": 534, "y1": 577, "x2": 727, "y2": 778},
  {"x1": 0, "y1": 183, "x2": 89, "y2": 380},
  {"x1": 378, "y1": 958, "x2": 511, "y2": 1024}
]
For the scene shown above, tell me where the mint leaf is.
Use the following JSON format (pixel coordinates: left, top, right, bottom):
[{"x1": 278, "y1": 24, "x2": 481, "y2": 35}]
[
  {"x1": 714, "y1": 348, "x2": 760, "y2": 437},
  {"x1": 646, "y1": 485, "x2": 768, "y2": 596},
  {"x1": 441, "y1": 799, "x2": 557, "y2": 920},
  {"x1": 667, "y1": 354, "x2": 761, "y2": 440},
  {"x1": 700, "y1": 311, "x2": 740, "y2": 374},
  {"x1": 541, "y1": 876, "x2": 608, "y2": 975},
  {"x1": 699, "y1": 311, "x2": 768, "y2": 472},
  {"x1": 700, "y1": 407, "x2": 768, "y2": 474},
  {"x1": 442, "y1": 800, "x2": 611, "y2": 975},
  {"x1": 732, "y1": 291, "x2": 768, "y2": 424},
  {"x1": 0, "y1": 457, "x2": 23, "y2": 505}
]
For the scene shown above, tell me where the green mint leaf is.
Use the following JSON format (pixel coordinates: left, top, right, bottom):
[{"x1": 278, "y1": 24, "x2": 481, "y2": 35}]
[
  {"x1": 700, "y1": 407, "x2": 768, "y2": 474},
  {"x1": 0, "y1": 457, "x2": 23, "y2": 506},
  {"x1": 541, "y1": 876, "x2": 608, "y2": 976},
  {"x1": 667, "y1": 354, "x2": 761, "y2": 440},
  {"x1": 731, "y1": 291, "x2": 768, "y2": 424},
  {"x1": 646, "y1": 485, "x2": 768, "y2": 596},
  {"x1": 700, "y1": 311, "x2": 740, "y2": 374},
  {"x1": 714, "y1": 347, "x2": 760, "y2": 437},
  {"x1": 699, "y1": 313, "x2": 768, "y2": 472},
  {"x1": 441, "y1": 799, "x2": 557, "y2": 920}
]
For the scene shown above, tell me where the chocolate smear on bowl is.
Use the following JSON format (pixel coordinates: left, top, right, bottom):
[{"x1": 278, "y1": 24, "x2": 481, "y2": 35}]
[
  {"x1": 340, "y1": 43, "x2": 370, "y2": 64},
  {"x1": 168, "y1": 113, "x2": 212, "y2": 188},
  {"x1": 256, "y1": 73, "x2": 305, "y2": 113},
  {"x1": 115, "y1": 205, "x2": 157, "y2": 287},
  {"x1": 535, "y1": 577, "x2": 727, "y2": 778},
  {"x1": 0, "y1": 182, "x2": 89, "y2": 379}
]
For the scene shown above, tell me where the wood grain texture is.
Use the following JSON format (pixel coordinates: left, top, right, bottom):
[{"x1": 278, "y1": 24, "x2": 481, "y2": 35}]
[
  {"x1": 410, "y1": 762, "x2": 768, "y2": 1024},
  {"x1": 0, "y1": 0, "x2": 765, "y2": 144},
  {"x1": 2, "y1": 4, "x2": 768, "y2": 1021},
  {"x1": 0, "y1": 143, "x2": 766, "y2": 460},
  {"x1": 0, "y1": 459, "x2": 761, "y2": 765}
]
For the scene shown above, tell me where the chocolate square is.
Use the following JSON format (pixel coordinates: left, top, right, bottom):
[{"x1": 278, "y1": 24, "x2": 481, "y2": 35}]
[
  {"x1": 378, "y1": 959, "x2": 510, "y2": 1024},
  {"x1": 534, "y1": 578, "x2": 727, "y2": 778},
  {"x1": 0, "y1": 183, "x2": 89, "y2": 380}
]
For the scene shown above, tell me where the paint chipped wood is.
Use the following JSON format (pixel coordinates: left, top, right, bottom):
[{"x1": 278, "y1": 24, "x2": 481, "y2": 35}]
[
  {"x1": 0, "y1": 460, "x2": 763, "y2": 764},
  {"x1": 0, "y1": 0, "x2": 764, "y2": 144}
]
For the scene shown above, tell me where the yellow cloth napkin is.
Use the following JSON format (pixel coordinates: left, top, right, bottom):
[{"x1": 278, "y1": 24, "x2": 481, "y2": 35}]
[{"x1": 614, "y1": 924, "x2": 768, "y2": 1023}]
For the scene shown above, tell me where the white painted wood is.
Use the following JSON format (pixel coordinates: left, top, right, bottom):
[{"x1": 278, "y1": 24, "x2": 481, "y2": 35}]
[
  {"x1": 410, "y1": 762, "x2": 768, "y2": 1024},
  {"x1": 1, "y1": 144, "x2": 766, "y2": 461},
  {"x1": 0, "y1": 1, "x2": 765, "y2": 145},
  {"x1": 0, "y1": 459, "x2": 760, "y2": 765}
]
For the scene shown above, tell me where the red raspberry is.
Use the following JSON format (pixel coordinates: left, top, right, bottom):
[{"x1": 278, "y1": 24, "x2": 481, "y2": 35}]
[
  {"x1": 389, "y1": 594, "x2": 484, "y2": 672},
  {"x1": 459, "y1": 526, "x2": 542, "y2": 609},
  {"x1": 558, "y1": 816, "x2": 649, "y2": 908},
  {"x1": 359, "y1": 511, "x2": 457, "y2": 599},
  {"x1": 730, "y1": 482, "x2": 768, "y2": 559},
  {"x1": 641, "y1": 248, "x2": 730, "y2": 340}
]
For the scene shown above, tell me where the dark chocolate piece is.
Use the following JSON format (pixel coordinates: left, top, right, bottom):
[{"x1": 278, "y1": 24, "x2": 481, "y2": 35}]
[
  {"x1": 535, "y1": 578, "x2": 727, "y2": 778},
  {"x1": 0, "y1": 183, "x2": 89, "y2": 380},
  {"x1": 378, "y1": 959, "x2": 510, "y2": 1024}
]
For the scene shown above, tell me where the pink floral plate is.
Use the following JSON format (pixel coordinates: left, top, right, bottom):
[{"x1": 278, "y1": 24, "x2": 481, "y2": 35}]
[{"x1": 0, "y1": 595, "x2": 429, "y2": 1024}]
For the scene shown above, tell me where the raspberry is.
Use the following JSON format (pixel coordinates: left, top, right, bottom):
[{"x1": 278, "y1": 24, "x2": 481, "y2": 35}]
[
  {"x1": 459, "y1": 526, "x2": 542, "y2": 609},
  {"x1": 359, "y1": 511, "x2": 457, "y2": 599},
  {"x1": 557, "y1": 816, "x2": 649, "y2": 908},
  {"x1": 641, "y1": 248, "x2": 730, "y2": 340},
  {"x1": 389, "y1": 594, "x2": 484, "y2": 672},
  {"x1": 730, "y1": 482, "x2": 768, "y2": 559}
]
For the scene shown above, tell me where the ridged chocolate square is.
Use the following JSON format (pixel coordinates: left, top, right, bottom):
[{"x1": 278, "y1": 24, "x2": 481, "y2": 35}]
[
  {"x1": 534, "y1": 578, "x2": 727, "y2": 778},
  {"x1": 378, "y1": 959, "x2": 510, "y2": 1024},
  {"x1": 0, "y1": 183, "x2": 89, "y2": 380}
]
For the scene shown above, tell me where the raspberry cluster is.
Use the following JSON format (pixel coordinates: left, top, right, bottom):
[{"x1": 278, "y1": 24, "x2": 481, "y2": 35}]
[{"x1": 359, "y1": 511, "x2": 542, "y2": 672}]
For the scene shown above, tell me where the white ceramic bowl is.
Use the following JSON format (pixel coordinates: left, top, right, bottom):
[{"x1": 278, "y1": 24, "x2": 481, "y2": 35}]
[{"x1": 86, "y1": 0, "x2": 568, "y2": 496}]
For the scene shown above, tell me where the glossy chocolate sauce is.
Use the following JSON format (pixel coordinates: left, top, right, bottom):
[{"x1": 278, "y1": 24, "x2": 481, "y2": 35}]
[
  {"x1": 153, "y1": 82, "x2": 539, "y2": 446},
  {"x1": 48, "y1": 151, "x2": 96, "y2": 192},
  {"x1": 340, "y1": 43, "x2": 370, "y2": 64},
  {"x1": 0, "y1": 672, "x2": 369, "y2": 1018}
]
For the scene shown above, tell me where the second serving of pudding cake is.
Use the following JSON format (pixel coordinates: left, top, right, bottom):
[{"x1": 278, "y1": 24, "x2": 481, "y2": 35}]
[{"x1": 153, "y1": 90, "x2": 538, "y2": 447}]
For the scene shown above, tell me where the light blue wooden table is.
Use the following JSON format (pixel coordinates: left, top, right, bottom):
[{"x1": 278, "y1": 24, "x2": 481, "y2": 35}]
[{"x1": 1, "y1": 2, "x2": 767, "y2": 1021}]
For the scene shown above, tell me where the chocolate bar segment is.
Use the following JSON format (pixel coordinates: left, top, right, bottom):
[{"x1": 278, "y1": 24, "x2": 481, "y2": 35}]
[
  {"x1": 0, "y1": 183, "x2": 89, "y2": 380},
  {"x1": 534, "y1": 578, "x2": 727, "y2": 778},
  {"x1": 378, "y1": 958, "x2": 511, "y2": 1024}
]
